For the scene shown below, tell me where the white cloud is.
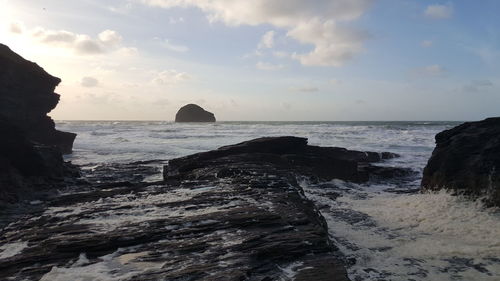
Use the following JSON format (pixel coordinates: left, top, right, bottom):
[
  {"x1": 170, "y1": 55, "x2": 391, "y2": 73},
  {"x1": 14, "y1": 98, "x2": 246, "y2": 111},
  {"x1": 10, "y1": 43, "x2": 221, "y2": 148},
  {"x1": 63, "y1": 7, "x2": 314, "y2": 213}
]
[
  {"x1": 98, "y1": 30, "x2": 123, "y2": 46},
  {"x1": 256, "y1": 61, "x2": 285, "y2": 71},
  {"x1": 30, "y1": 27, "x2": 130, "y2": 55},
  {"x1": 116, "y1": 47, "x2": 139, "y2": 56},
  {"x1": 289, "y1": 19, "x2": 369, "y2": 66},
  {"x1": 421, "y1": 40, "x2": 433, "y2": 48},
  {"x1": 162, "y1": 39, "x2": 189, "y2": 52},
  {"x1": 258, "y1": 30, "x2": 275, "y2": 49},
  {"x1": 424, "y1": 4, "x2": 453, "y2": 19},
  {"x1": 153, "y1": 70, "x2": 191, "y2": 85},
  {"x1": 139, "y1": 0, "x2": 373, "y2": 67},
  {"x1": 81, "y1": 77, "x2": 99, "y2": 87}
]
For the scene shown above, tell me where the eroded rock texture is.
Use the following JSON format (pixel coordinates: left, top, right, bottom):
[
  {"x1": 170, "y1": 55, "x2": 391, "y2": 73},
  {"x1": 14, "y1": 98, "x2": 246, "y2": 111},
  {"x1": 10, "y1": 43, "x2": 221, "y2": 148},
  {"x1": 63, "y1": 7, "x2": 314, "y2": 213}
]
[
  {"x1": 422, "y1": 117, "x2": 500, "y2": 206},
  {"x1": 0, "y1": 43, "x2": 76, "y2": 154},
  {"x1": 0, "y1": 137, "x2": 408, "y2": 280}
]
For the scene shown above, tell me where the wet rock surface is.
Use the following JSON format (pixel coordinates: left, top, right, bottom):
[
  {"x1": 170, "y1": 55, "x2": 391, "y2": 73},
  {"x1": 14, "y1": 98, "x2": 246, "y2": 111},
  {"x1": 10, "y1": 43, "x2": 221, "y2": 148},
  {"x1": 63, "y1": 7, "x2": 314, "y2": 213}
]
[
  {"x1": 0, "y1": 137, "x2": 409, "y2": 280},
  {"x1": 166, "y1": 136, "x2": 410, "y2": 183},
  {"x1": 421, "y1": 117, "x2": 500, "y2": 206},
  {"x1": 175, "y1": 104, "x2": 216, "y2": 122}
]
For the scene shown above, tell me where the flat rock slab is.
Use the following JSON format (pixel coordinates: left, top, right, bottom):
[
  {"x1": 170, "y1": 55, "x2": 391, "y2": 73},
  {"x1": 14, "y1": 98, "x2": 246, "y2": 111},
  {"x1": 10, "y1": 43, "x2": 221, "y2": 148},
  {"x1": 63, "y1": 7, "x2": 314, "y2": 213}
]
[{"x1": 0, "y1": 161, "x2": 349, "y2": 280}]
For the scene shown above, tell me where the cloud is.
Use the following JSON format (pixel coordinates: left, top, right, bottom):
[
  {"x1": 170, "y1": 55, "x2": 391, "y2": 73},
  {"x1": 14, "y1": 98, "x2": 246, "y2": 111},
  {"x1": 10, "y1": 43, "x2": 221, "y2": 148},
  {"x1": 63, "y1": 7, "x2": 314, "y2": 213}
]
[
  {"x1": 81, "y1": 77, "x2": 99, "y2": 87},
  {"x1": 116, "y1": 47, "x2": 139, "y2": 56},
  {"x1": 9, "y1": 22, "x2": 24, "y2": 34},
  {"x1": 256, "y1": 61, "x2": 285, "y2": 70},
  {"x1": 273, "y1": 51, "x2": 289, "y2": 58},
  {"x1": 421, "y1": 40, "x2": 433, "y2": 48},
  {"x1": 469, "y1": 46, "x2": 500, "y2": 63},
  {"x1": 98, "y1": 30, "x2": 123, "y2": 46},
  {"x1": 258, "y1": 30, "x2": 275, "y2": 49},
  {"x1": 139, "y1": 0, "x2": 373, "y2": 67},
  {"x1": 289, "y1": 19, "x2": 369, "y2": 66},
  {"x1": 108, "y1": 1, "x2": 134, "y2": 14},
  {"x1": 462, "y1": 80, "x2": 494, "y2": 93},
  {"x1": 424, "y1": 4, "x2": 453, "y2": 19},
  {"x1": 31, "y1": 27, "x2": 131, "y2": 55},
  {"x1": 162, "y1": 39, "x2": 189, "y2": 52},
  {"x1": 413, "y1": 64, "x2": 447, "y2": 77},
  {"x1": 153, "y1": 70, "x2": 191, "y2": 85},
  {"x1": 169, "y1": 17, "x2": 185, "y2": 24}
]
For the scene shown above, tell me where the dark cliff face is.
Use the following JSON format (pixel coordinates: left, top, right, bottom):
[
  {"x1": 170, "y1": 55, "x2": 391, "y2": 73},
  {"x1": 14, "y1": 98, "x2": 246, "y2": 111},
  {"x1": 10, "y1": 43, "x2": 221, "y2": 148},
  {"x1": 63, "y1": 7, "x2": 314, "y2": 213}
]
[
  {"x1": 422, "y1": 117, "x2": 500, "y2": 206},
  {"x1": 0, "y1": 43, "x2": 76, "y2": 154},
  {"x1": 0, "y1": 44, "x2": 79, "y2": 204},
  {"x1": 175, "y1": 104, "x2": 216, "y2": 122}
]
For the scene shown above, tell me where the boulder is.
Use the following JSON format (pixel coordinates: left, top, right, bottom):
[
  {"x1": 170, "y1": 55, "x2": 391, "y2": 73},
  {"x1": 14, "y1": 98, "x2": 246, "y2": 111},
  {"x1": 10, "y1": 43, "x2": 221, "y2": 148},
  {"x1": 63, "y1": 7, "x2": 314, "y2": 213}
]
[
  {"x1": 421, "y1": 117, "x2": 500, "y2": 206},
  {"x1": 175, "y1": 104, "x2": 216, "y2": 122},
  {"x1": 0, "y1": 43, "x2": 76, "y2": 154}
]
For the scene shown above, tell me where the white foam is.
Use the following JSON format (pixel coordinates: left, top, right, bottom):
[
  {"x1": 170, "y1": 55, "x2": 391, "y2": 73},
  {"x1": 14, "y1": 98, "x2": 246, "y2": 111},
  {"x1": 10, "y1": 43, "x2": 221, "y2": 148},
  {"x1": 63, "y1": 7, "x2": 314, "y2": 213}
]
[
  {"x1": 40, "y1": 249, "x2": 165, "y2": 281},
  {"x1": 0, "y1": 241, "x2": 28, "y2": 259},
  {"x1": 304, "y1": 181, "x2": 500, "y2": 281}
]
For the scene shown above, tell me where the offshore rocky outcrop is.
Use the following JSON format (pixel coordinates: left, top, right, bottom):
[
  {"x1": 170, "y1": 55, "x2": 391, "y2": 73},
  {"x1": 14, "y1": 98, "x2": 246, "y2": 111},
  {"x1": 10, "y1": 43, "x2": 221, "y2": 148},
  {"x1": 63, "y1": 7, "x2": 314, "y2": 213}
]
[
  {"x1": 175, "y1": 103, "x2": 216, "y2": 122},
  {"x1": 0, "y1": 44, "x2": 78, "y2": 204},
  {"x1": 422, "y1": 117, "x2": 500, "y2": 206},
  {"x1": 0, "y1": 137, "x2": 410, "y2": 280},
  {"x1": 165, "y1": 136, "x2": 408, "y2": 183},
  {"x1": 0, "y1": 43, "x2": 76, "y2": 154}
]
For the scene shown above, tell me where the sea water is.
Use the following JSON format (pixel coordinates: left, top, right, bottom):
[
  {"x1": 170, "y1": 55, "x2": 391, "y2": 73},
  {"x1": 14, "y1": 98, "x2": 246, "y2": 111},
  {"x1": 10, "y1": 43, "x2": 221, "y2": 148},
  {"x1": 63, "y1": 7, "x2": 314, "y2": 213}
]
[{"x1": 53, "y1": 121, "x2": 499, "y2": 281}]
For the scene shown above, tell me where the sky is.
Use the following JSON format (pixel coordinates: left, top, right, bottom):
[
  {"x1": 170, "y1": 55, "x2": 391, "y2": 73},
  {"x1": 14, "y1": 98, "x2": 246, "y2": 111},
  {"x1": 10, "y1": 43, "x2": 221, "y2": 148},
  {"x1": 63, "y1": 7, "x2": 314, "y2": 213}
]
[{"x1": 1, "y1": 0, "x2": 499, "y2": 121}]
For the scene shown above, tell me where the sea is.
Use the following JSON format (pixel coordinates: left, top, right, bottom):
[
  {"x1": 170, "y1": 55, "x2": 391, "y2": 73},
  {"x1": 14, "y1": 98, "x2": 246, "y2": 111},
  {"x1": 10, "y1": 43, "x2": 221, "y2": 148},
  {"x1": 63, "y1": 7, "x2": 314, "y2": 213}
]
[{"x1": 54, "y1": 120, "x2": 500, "y2": 281}]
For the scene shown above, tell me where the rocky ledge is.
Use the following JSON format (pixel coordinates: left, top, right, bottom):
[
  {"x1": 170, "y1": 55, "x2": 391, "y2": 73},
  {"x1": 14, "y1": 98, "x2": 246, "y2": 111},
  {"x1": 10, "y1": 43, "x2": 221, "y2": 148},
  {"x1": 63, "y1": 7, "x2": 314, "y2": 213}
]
[
  {"x1": 175, "y1": 104, "x2": 216, "y2": 122},
  {"x1": 422, "y1": 117, "x2": 500, "y2": 206},
  {"x1": 0, "y1": 137, "x2": 410, "y2": 280}
]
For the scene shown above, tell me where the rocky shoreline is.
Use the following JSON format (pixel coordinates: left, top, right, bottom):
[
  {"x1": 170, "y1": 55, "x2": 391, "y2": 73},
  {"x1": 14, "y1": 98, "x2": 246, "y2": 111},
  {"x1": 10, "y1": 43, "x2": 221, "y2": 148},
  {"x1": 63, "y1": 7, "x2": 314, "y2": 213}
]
[
  {"x1": 1, "y1": 43, "x2": 499, "y2": 280},
  {"x1": 0, "y1": 136, "x2": 416, "y2": 280}
]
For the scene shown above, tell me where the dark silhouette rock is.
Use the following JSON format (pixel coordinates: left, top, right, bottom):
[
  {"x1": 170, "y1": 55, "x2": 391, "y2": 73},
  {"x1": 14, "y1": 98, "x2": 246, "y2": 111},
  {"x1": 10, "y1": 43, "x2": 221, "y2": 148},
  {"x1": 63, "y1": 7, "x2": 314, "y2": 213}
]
[
  {"x1": 165, "y1": 136, "x2": 409, "y2": 183},
  {"x1": 175, "y1": 103, "x2": 216, "y2": 122},
  {"x1": 0, "y1": 43, "x2": 76, "y2": 154},
  {"x1": 0, "y1": 44, "x2": 79, "y2": 204},
  {"x1": 421, "y1": 117, "x2": 500, "y2": 206},
  {"x1": 0, "y1": 117, "x2": 75, "y2": 203}
]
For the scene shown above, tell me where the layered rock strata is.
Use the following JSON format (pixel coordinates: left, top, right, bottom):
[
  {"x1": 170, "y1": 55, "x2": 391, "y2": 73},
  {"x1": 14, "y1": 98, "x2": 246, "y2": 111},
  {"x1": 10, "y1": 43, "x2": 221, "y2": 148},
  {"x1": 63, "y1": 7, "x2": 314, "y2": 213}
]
[{"x1": 0, "y1": 137, "x2": 408, "y2": 280}]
